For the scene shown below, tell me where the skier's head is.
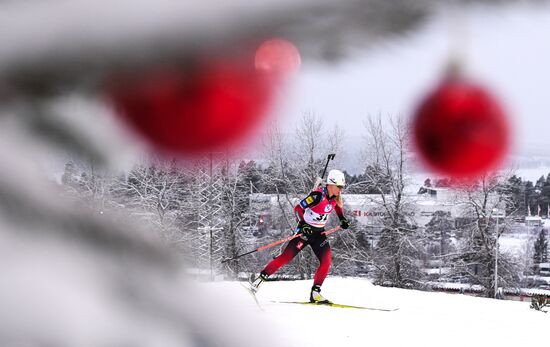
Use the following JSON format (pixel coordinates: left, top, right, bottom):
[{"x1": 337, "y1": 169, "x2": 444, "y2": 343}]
[
  {"x1": 327, "y1": 169, "x2": 345, "y2": 187},
  {"x1": 326, "y1": 169, "x2": 345, "y2": 197}
]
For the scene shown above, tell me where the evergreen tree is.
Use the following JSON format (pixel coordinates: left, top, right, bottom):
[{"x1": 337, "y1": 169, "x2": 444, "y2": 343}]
[
  {"x1": 533, "y1": 229, "x2": 549, "y2": 265},
  {"x1": 425, "y1": 210, "x2": 455, "y2": 259},
  {"x1": 524, "y1": 181, "x2": 535, "y2": 215},
  {"x1": 535, "y1": 175, "x2": 545, "y2": 192},
  {"x1": 506, "y1": 175, "x2": 523, "y2": 216}
]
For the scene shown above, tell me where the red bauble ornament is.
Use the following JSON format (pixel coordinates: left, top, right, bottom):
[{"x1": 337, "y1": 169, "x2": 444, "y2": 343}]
[
  {"x1": 412, "y1": 78, "x2": 510, "y2": 179},
  {"x1": 107, "y1": 57, "x2": 273, "y2": 155},
  {"x1": 255, "y1": 38, "x2": 301, "y2": 80}
]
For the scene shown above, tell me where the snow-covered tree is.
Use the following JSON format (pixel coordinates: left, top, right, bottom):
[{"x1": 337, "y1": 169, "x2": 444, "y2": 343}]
[
  {"x1": 61, "y1": 161, "x2": 79, "y2": 188},
  {"x1": 424, "y1": 210, "x2": 455, "y2": 259},
  {"x1": 362, "y1": 114, "x2": 423, "y2": 288},
  {"x1": 60, "y1": 160, "x2": 127, "y2": 218},
  {"x1": 183, "y1": 156, "x2": 226, "y2": 278},
  {"x1": 99, "y1": 158, "x2": 191, "y2": 252},
  {"x1": 219, "y1": 158, "x2": 261, "y2": 277},
  {"x1": 293, "y1": 111, "x2": 325, "y2": 191},
  {"x1": 533, "y1": 229, "x2": 548, "y2": 266},
  {"x1": 329, "y1": 209, "x2": 371, "y2": 276},
  {"x1": 451, "y1": 173, "x2": 522, "y2": 297}
]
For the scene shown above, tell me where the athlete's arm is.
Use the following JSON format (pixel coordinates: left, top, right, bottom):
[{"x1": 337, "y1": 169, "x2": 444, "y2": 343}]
[
  {"x1": 334, "y1": 204, "x2": 344, "y2": 219},
  {"x1": 294, "y1": 191, "x2": 322, "y2": 222}
]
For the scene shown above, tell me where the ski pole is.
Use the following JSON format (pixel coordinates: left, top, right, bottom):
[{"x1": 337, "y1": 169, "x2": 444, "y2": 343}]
[
  {"x1": 221, "y1": 226, "x2": 342, "y2": 263},
  {"x1": 313, "y1": 153, "x2": 336, "y2": 189},
  {"x1": 321, "y1": 153, "x2": 336, "y2": 179}
]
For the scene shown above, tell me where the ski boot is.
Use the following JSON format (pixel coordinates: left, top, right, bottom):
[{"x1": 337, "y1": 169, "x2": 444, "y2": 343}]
[
  {"x1": 310, "y1": 285, "x2": 331, "y2": 304},
  {"x1": 249, "y1": 273, "x2": 268, "y2": 294}
]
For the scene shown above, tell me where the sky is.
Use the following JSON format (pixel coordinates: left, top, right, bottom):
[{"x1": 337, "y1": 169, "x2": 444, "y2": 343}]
[
  {"x1": 279, "y1": 3, "x2": 550, "y2": 164},
  {"x1": 6, "y1": 1, "x2": 550, "y2": 181}
]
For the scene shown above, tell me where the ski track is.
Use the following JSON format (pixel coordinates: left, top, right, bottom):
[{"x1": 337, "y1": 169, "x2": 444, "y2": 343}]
[{"x1": 199, "y1": 277, "x2": 550, "y2": 347}]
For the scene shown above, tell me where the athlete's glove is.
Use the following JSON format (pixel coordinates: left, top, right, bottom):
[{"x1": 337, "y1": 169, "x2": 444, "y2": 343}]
[
  {"x1": 339, "y1": 216, "x2": 350, "y2": 230},
  {"x1": 295, "y1": 224, "x2": 313, "y2": 241},
  {"x1": 301, "y1": 224, "x2": 314, "y2": 235}
]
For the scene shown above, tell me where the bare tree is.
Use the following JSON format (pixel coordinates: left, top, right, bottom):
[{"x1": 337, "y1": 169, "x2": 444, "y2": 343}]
[
  {"x1": 293, "y1": 111, "x2": 325, "y2": 190},
  {"x1": 451, "y1": 173, "x2": 522, "y2": 297},
  {"x1": 363, "y1": 114, "x2": 423, "y2": 288},
  {"x1": 261, "y1": 121, "x2": 297, "y2": 229},
  {"x1": 181, "y1": 156, "x2": 226, "y2": 278},
  {"x1": 219, "y1": 157, "x2": 259, "y2": 278},
  {"x1": 116, "y1": 158, "x2": 186, "y2": 243}
]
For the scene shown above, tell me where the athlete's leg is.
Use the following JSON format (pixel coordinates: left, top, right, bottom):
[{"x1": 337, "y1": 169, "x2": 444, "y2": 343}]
[
  {"x1": 261, "y1": 237, "x2": 307, "y2": 276},
  {"x1": 310, "y1": 236, "x2": 332, "y2": 286}
]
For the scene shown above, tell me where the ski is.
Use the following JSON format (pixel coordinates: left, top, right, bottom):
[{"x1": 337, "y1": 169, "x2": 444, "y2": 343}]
[
  {"x1": 272, "y1": 301, "x2": 398, "y2": 311},
  {"x1": 240, "y1": 282, "x2": 264, "y2": 311}
]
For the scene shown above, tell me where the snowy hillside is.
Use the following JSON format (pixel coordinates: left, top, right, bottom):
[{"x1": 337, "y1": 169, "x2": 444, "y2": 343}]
[{"x1": 201, "y1": 278, "x2": 549, "y2": 347}]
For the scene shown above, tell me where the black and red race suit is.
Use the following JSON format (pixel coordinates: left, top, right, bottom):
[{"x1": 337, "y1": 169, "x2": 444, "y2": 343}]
[{"x1": 260, "y1": 186, "x2": 344, "y2": 286}]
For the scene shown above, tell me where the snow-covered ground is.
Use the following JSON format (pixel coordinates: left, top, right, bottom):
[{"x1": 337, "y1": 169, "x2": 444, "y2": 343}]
[{"x1": 200, "y1": 277, "x2": 549, "y2": 347}]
